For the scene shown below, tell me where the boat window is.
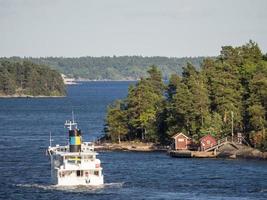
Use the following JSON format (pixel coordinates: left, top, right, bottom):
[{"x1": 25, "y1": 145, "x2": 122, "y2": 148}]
[
  {"x1": 83, "y1": 155, "x2": 93, "y2": 160},
  {"x1": 66, "y1": 156, "x2": 81, "y2": 164},
  {"x1": 94, "y1": 171, "x2": 99, "y2": 176},
  {"x1": 77, "y1": 170, "x2": 83, "y2": 177},
  {"x1": 68, "y1": 160, "x2": 75, "y2": 164}
]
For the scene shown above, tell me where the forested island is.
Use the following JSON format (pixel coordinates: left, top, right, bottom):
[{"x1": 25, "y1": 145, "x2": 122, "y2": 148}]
[
  {"x1": 1, "y1": 56, "x2": 205, "y2": 80},
  {"x1": 0, "y1": 60, "x2": 66, "y2": 97},
  {"x1": 104, "y1": 41, "x2": 267, "y2": 152}
]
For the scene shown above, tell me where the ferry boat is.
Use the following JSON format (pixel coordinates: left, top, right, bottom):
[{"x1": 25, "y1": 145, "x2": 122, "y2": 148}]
[{"x1": 47, "y1": 119, "x2": 104, "y2": 186}]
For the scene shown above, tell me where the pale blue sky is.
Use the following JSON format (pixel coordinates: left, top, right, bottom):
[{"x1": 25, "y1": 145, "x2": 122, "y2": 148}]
[{"x1": 0, "y1": 0, "x2": 266, "y2": 57}]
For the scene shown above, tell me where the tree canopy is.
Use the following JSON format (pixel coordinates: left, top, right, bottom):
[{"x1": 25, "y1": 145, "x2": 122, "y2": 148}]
[
  {"x1": 1, "y1": 56, "x2": 205, "y2": 80},
  {"x1": 0, "y1": 60, "x2": 66, "y2": 97},
  {"x1": 104, "y1": 41, "x2": 267, "y2": 151}
]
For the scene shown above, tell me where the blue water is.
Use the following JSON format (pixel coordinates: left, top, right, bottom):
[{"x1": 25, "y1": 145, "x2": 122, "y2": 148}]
[{"x1": 0, "y1": 82, "x2": 267, "y2": 200}]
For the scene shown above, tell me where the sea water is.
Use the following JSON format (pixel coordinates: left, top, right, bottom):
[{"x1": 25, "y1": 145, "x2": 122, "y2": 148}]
[{"x1": 0, "y1": 82, "x2": 267, "y2": 200}]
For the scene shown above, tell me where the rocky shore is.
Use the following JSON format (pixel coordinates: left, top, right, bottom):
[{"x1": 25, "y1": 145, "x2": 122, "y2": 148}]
[
  {"x1": 94, "y1": 141, "x2": 167, "y2": 152},
  {"x1": 217, "y1": 143, "x2": 267, "y2": 160},
  {"x1": 95, "y1": 141, "x2": 267, "y2": 160}
]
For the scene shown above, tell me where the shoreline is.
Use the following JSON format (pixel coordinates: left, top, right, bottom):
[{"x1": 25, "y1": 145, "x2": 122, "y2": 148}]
[
  {"x1": 95, "y1": 142, "x2": 167, "y2": 152},
  {"x1": 0, "y1": 95, "x2": 66, "y2": 98},
  {"x1": 95, "y1": 142, "x2": 267, "y2": 160},
  {"x1": 76, "y1": 79, "x2": 139, "y2": 82}
]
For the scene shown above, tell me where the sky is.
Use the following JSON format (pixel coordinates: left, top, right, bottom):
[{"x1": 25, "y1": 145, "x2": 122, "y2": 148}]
[{"x1": 0, "y1": 0, "x2": 266, "y2": 57}]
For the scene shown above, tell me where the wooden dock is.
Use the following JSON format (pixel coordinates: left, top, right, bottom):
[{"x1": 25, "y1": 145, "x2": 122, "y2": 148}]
[
  {"x1": 192, "y1": 151, "x2": 216, "y2": 158},
  {"x1": 168, "y1": 150, "x2": 216, "y2": 158},
  {"x1": 169, "y1": 150, "x2": 192, "y2": 158},
  {"x1": 169, "y1": 136, "x2": 251, "y2": 159},
  {"x1": 203, "y1": 137, "x2": 239, "y2": 152}
]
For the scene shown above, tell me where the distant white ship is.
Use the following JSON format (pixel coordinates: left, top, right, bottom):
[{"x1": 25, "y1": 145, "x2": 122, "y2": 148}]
[
  {"x1": 61, "y1": 74, "x2": 78, "y2": 85},
  {"x1": 47, "y1": 119, "x2": 104, "y2": 186}
]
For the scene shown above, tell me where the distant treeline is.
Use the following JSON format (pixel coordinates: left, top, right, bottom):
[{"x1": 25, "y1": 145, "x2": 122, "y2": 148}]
[
  {"x1": 2, "y1": 56, "x2": 205, "y2": 80},
  {"x1": 0, "y1": 60, "x2": 66, "y2": 96},
  {"x1": 105, "y1": 41, "x2": 267, "y2": 151}
]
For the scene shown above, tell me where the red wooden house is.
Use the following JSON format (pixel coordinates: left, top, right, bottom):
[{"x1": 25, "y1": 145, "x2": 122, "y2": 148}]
[
  {"x1": 172, "y1": 133, "x2": 192, "y2": 150},
  {"x1": 200, "y1": 134, "x2": 217, "y2": 151}
]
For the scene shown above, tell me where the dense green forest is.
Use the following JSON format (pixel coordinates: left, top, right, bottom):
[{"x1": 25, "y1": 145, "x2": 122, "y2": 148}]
[
  {"x1": 105, "y1": 41, "x2": 267, "y2": 151},
  {"x1": 1, "y1": 56, "x2": 205, "y2": 80},
  {"x1": 0, "y1": 60, "x2": 66, "y2": 96}
]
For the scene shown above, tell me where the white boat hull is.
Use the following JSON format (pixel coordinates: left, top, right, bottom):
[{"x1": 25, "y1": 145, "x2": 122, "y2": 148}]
[
  {"x1": 55, "y1": 175, "x2": 104, "y2": 186},
  {"x1": 48, "y1": 142, "x2": 104, "y2": 186}
]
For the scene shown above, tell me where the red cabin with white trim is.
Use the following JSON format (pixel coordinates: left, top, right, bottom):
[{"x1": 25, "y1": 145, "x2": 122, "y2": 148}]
[
  {"x1": 200, "y1": 134, "x2": 217, "y2": 151},
  {"x1": 172, "y1": 133, "x2": 192, "y2": 150}
]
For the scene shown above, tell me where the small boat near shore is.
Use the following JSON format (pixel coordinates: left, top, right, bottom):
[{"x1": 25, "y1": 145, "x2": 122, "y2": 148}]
[{"x1": 47, "y1": 119, "x2": 104, "y2": 186}]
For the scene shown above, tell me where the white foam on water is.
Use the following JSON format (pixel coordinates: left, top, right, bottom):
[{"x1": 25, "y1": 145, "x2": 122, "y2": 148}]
[{"x1": 16, "y1": 182, "x2": 124, "y2": 192}]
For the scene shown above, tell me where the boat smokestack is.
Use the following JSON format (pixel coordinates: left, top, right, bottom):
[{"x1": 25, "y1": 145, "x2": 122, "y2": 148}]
[{"x1": 69, "y1": 129, "x2": 82, "y2": 152}]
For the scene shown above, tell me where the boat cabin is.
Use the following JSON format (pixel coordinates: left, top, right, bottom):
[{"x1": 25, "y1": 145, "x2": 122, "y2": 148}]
[
  {"x1": 200, "y1": 134, "x2": 217, "y2": 151},
  {"x1": 172, "y1": 132, "x2": 192, "y2": 150}
]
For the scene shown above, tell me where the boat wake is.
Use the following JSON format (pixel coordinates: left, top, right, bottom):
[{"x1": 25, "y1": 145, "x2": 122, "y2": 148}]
[
  {"x1": 260, "y1": 188, "x2": 267, "y2": 193},
  {"x1": 16, "y1": 182, "x2": 124, "y2": 192}
]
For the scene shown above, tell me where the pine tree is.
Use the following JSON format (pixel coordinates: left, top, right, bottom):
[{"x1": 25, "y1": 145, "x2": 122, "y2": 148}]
[
  {"x1": 167, "y1": 74, "x2": 181, "y2": 100},
  {"x1": 183, "y1": 63, "x2": 210, "y2": 138},
  {"x1": 106, "y1": 100, "x2": 128, "y2": 143},
  {"x1": 202, "y1": 57, "x2": 243, "y2": 136},
  {"x1": 165, "y1": 63, "x2": 211, "y2": 140},
  {"x1": 127, "y1": 78, "x2": 162, "y2": 141},
  {"x1": 167, "y1": 79, "x2": 194, "y2": 137},
  {"x1": 247, "y1": 62, "x2": 267, "y2": 149}
]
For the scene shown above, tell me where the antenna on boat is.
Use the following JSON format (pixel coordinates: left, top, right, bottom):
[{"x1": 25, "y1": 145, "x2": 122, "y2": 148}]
[
  {"x1": 49, "y1": 132, "x2": 53, "y2": 147},
  {"x1": 65, "y1": 111, "x2": 78, "y2": 130},
  {"x1": 72, "y1": 110, "x2": 75, "y2": 123}
]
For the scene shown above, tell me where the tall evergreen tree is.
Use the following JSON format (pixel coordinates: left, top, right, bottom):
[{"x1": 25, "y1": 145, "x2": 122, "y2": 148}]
[
  {"x1": 105, "y1": 100, "x2": 128, "y2": 143},
  {"x1": 167, "y1": 74, "x2": 181, "y2": 100},
  {"x1": 166, "y1": 79, "x2": 194, "y2": 137},
  {"x1": 247, "y1": 62, "x2": 267, "y2": 149},
  {"x1": 202, "y1": 58, "x2": 243, "y2": 136},
  {"x1": 127, "y1": 76, "x2": 163, "y2": 141}
]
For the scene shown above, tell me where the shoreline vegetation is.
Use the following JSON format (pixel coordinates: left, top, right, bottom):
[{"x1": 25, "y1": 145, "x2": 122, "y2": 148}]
[
  {"x1": 0, "y1": 94, "x2": 65, "y2": 98},
  {"x1": 73, "y1": 75, "x2": 140, "y2": 82},
  {"x1": 0, "y1": 56, "x2": 205, "y2": 80},
  {"x1": 103, "y1": 41, "x2": 267, "y2": 156},
  {"x1": 0, "y1": 60, "x2": 66, "y2": 97},
  {"x1": 77, "y1": 79, "x2": 139, "y2": 82}
]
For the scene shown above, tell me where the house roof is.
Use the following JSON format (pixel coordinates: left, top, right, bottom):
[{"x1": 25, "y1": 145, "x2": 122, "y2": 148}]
[
  {"x1": 200, "y1": 134, "x2": 216, "y2": 141},
  {"x1": 172, "y1": 132, "x2": 190, "y2": 139}
]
